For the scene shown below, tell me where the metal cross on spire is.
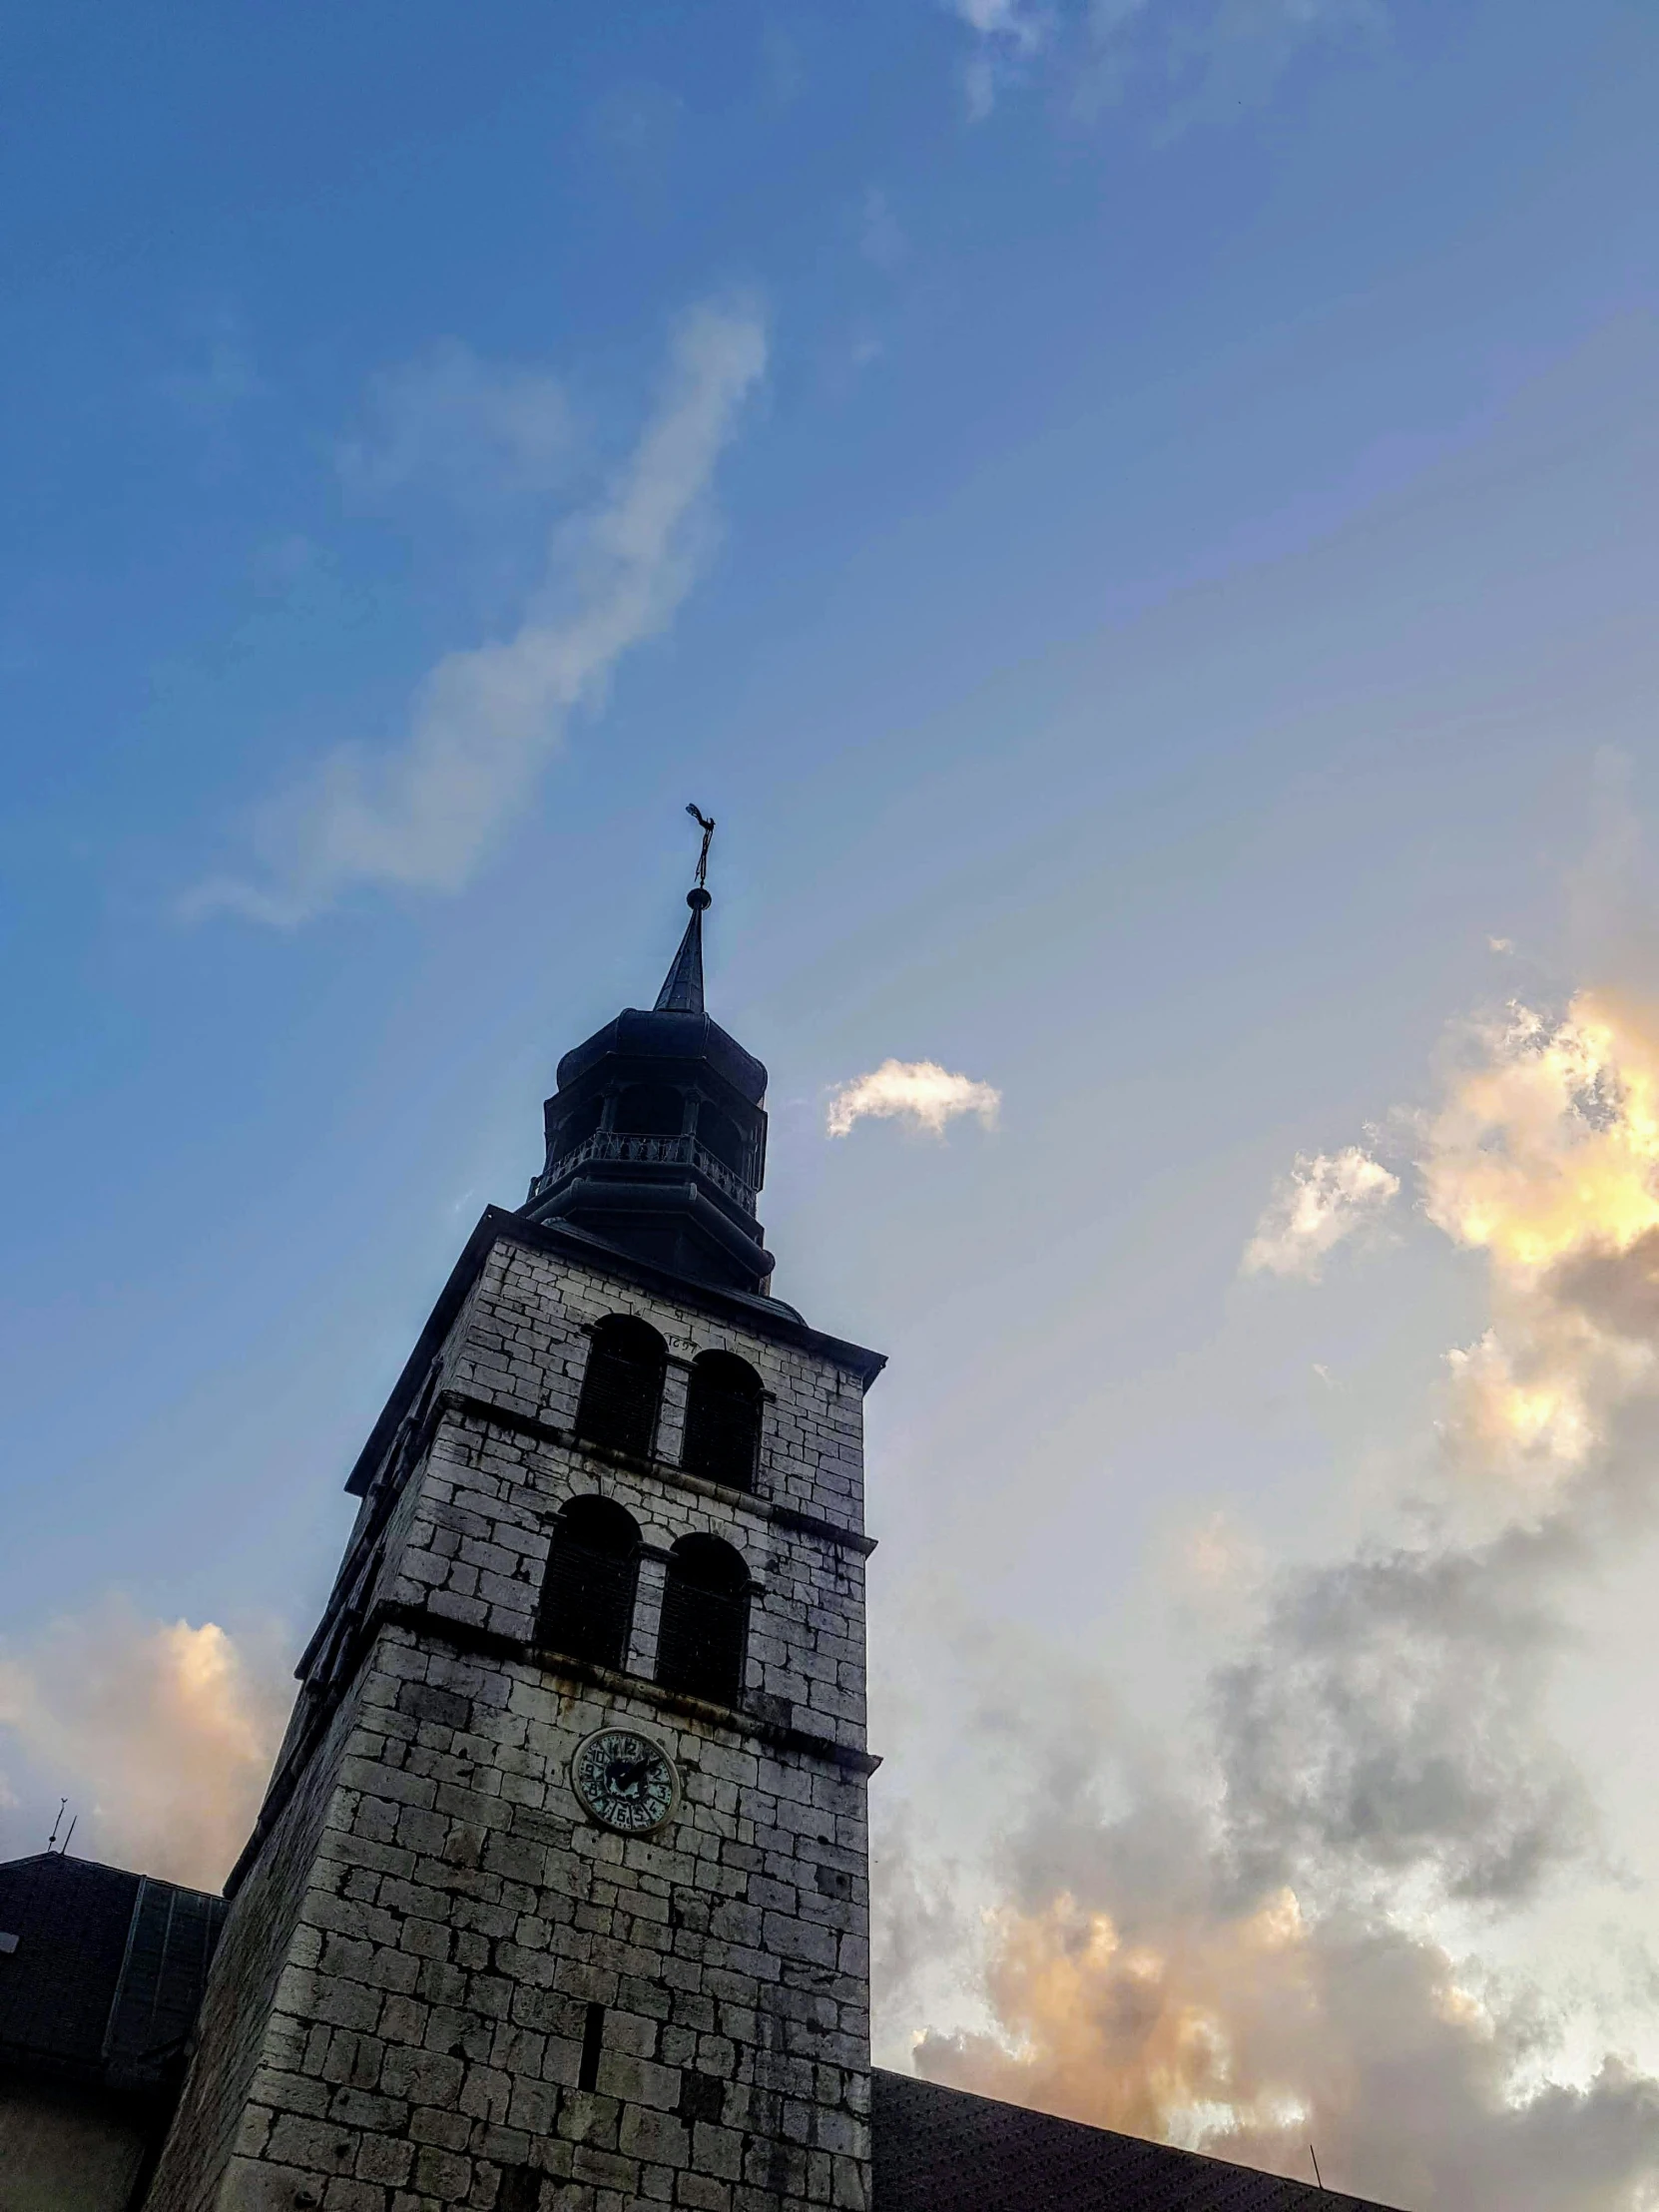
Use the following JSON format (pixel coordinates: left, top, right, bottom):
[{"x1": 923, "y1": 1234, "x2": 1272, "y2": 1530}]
[
  {"x1": 655, "y1": 807, "x2": 717, "y2": 1015},
  {"x1": 686, "y1": 803, "x2": 716, "y2": 890}
]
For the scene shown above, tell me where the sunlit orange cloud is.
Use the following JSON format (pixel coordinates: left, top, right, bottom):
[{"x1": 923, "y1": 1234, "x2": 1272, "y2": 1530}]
[
  {"x1": 915, "y1": 1885, "x2": 1593, "y2": 2210},
  {"x1": 925, "y1": 1891, "x2": 1320, "y2": 2150},
  {"x1": 0, "y1": 1601, "x2": 292, "y2": 1890},
  {"x1": 908, "y1": 977, "x2": 1659, "y2": 2212},
  {"x1": 1416, "y1": 993, "x2": 1659, "y2": 1502},
  {"x1": 1421, "y1": 994, "x2": 1659, "y2": 1277},
  {"x1": 1437, "y1": 1327, "x2": 1601, "y2": 1503}
]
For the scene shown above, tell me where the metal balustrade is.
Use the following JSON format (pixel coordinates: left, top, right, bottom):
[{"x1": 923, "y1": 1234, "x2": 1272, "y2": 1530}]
[{"x1": 535, "y1": 1128, "x2": 754, "y2": 1206}]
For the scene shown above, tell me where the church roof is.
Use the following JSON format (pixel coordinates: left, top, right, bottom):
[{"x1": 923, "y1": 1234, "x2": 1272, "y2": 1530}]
[
  {"x1": 550, "y1": 884, "x2": 765, "y2": 1104},
  {"x1": 528, "y1": 873, "x2": 781, "y2": 1294},
  {"x1": 0, "y1": 1851, "x2": 227, "y2": 2092},
  {"x1": 871, "y1": 2071, "x2": 1402, "y2": 2212},
  {"x1": 551, "y1": 1006, "x2": 768, "y2": 1109}
]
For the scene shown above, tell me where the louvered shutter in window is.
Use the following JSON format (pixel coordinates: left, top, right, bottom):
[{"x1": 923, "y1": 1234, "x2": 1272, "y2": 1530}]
[
  {"x1": 656, "y1": 1538, "x2": 749, "y2": 1707},
  {"x1": 575, "y1": 1320, "x2": 667, "y2": 1457},
  {"x1": 682, "y1": 1355, "x2": 763, "y2": 1490},
  {"x1": 536, "y1": 1501, "x2": 640, "y2": 1669}
]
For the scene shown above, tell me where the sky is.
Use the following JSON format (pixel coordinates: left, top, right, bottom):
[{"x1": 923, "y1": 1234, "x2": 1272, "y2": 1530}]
[{"x1": 3, "y1": 2, "x2": 1659, "y2": 2205}]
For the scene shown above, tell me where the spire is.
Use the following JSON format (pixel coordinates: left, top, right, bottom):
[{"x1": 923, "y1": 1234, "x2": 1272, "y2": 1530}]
[
  {"x1": 524, "y1": 804, "x2": 775, "y2": 1296},
  {"x1": 655, "y1": 803, "x2": 716, "y2": 1015},
  {"x1": 654, "y1": 887, "x2": 711, "y2": 1014}
]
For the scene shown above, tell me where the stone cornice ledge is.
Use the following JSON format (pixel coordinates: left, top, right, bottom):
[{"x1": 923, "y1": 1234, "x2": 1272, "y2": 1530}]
[
  {"x1": 345, "y1": 1206, "x2": 885, "y2": 1497},
  {"x1": 227, "y1": 1595, "x2": 878, "y2": 1899},
  {"x1": 377, "y1": 1599, "x2": 880, "y2": 1777},
  {"x1": 433, "y1": 1388, "x2": 878, "y2": 1556}
]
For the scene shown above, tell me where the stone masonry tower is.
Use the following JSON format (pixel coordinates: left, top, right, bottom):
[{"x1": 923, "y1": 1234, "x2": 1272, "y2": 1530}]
[{"x1": 145, "y1": 867, "x2": 884, "y2": 2212}]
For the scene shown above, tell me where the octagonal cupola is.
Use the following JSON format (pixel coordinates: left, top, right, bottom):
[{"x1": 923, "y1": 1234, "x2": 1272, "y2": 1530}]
[{"x1": 521, "y1": 881, "x2": 775, "y2": 1296}]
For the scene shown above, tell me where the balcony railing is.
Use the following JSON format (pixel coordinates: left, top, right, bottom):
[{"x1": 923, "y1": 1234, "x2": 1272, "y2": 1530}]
[{"x1": 536, "y1": 1129, "x2": 754, "y2": 1207}]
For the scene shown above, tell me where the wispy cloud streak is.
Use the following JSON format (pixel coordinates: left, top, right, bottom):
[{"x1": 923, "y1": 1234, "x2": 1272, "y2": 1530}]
[
  {"x1": 190, "y1": 301, "x2": 767, "y2": 924},
  {"x1": 335, "y1": 337, "x2": 575, "y2": 508},
  {"x1": 948, "y1": 0, "x2": 1385, "y2": 125},
  {"x1": 949, "y1": 0, "x2": 1052, "y2": 116}
]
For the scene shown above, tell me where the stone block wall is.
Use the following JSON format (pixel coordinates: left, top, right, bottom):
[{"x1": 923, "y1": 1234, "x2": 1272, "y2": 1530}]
[
  {"x1": 196, "y1": 1628, "x2": 868, "y2": 2212},
  {"x1": 446, "y1": 1242, "x2": 868, "y2": 1530},
  {"x1": 145, "y1": 1680, "x2": 363, "y2": 2212},
  {"x1": 146, "y1": 1229, "x2": 875, "y2": 2212},
  {"x1": 371, "y1": 1238, "x2": 872, "y2": 1749}
]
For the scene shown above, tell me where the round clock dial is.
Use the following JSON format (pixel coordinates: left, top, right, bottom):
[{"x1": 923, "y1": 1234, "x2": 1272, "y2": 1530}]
[{"x1": 571, "y1": 1728, "x2": 681, "y2": 1835}]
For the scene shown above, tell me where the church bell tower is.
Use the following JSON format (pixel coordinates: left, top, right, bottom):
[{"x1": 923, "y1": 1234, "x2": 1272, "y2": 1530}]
[{"x1": 145, "y1": 851, "x2": 884, "y2": 2212}]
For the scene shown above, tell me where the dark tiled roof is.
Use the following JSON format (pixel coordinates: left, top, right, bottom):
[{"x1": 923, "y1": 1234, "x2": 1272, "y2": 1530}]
[
  {"x1": 0, "y1": 1853, "x2": 227, "y2": 2090},
  {"x1": 872, "y1": 2070, "x2": 1404, "y2": 2212}
]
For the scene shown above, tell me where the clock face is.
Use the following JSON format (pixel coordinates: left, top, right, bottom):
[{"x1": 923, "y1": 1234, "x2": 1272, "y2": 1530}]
[{"x1": 570, "y1": 1728, "x2": 681, "y2": 1835}]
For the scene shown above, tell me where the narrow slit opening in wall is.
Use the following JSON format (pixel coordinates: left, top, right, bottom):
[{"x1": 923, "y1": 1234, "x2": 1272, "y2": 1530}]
[{"x1": 579, "y1": 2001, "x2": 605, "y2": 2091}]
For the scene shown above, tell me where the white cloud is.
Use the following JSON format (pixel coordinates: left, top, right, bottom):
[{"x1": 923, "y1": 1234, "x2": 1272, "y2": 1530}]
[
  {"x1": 827, "y1": 1058, "x2": 1002, "y2": 1139},
  {"x1": 335, "y1": 337, "x2": 575, "y2": 508},
  {"x1": 949, "y1": 0, "x2": 1051, "y2": 116},
  {"x1": 0, "y1": 1600, "x2": 292, "y2": 1891},
  {"x1": 1243, "y1": 1145, "x2": 1399, "y2": 1279},
  {"x1": 952, "y1": 0, "x2": 1047, "y2": 38},
  {"x1": 188, "y1": 299, "x2": 767, "y2": 924},
  {"x1": 947, "y1": 0, "x2": 1384, "y2": 126}
]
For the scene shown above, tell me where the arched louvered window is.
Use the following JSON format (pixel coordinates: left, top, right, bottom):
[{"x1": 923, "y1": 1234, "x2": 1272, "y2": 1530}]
[
  {"x1": 613, "y1": 1083, "x2": 686, "y2": 1137},
  {"x1": 575, "y1": 1317, "x2": 667, "y2": 1458},
  {"x1": 552, "y1": 1093, "x2": 603, "y2": 1159},
  {"x1": 696, "y1": 1102, "x2": 748, "y2": 1181},
  {"x1": 681, "y1": 1352, "x2": 763, "y2": 1491},
  {"x1": 536, "y1": 1495, "x2": 640, "y2": 1670},
  {"x1": 656, "y1": 1534, "x2": 750, "y2": 1708}
]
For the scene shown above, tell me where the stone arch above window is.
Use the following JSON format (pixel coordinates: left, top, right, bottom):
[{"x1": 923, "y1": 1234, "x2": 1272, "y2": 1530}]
[
  {"x1": 575, "y1": 1316, "x2": 668, "y2": 1458},
  {"x1": 655, "y1": 1533, "x2": 751, "y2": 1708},
  {"x1": 536, "y1": 1495, "x2": 641, "y2": 1671},
  {"x1": 681, "y1": 1351, "x2": 764, "y2": 1491}
]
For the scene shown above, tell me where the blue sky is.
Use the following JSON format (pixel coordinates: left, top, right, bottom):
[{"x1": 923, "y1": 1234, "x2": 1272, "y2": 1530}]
[{"x1": 5, "y1": 4, "x2": 1659, "y2": 2204}]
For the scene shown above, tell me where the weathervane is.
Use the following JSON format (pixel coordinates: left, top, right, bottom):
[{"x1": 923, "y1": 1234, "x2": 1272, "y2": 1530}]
[{"x1": 685, "y1": 803, "x2": 716, "y2": 891}]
